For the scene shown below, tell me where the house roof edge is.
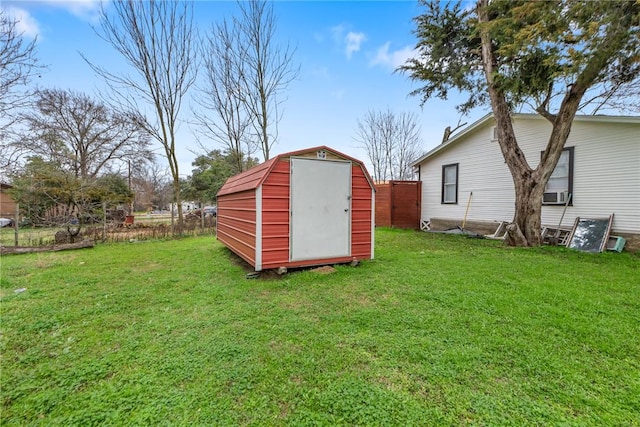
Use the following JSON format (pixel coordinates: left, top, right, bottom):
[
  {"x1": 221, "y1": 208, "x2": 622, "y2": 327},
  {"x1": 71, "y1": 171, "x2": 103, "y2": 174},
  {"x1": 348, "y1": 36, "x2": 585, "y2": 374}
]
[{"x1": 411, "y1": 112, "x2": 640, "y2": 167}]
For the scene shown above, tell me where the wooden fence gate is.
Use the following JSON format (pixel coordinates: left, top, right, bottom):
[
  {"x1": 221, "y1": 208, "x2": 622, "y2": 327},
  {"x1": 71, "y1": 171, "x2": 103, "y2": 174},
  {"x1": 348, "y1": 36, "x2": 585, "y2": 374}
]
[{"x1": 375, "y1": 180, "x2": 421, "y2": 229}]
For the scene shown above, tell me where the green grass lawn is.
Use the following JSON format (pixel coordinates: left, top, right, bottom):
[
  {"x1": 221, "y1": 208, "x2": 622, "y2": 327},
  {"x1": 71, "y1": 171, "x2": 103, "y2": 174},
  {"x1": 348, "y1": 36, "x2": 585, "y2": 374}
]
[{"x1": 1, "y1": 229, "x2": 638, "y2": 426}]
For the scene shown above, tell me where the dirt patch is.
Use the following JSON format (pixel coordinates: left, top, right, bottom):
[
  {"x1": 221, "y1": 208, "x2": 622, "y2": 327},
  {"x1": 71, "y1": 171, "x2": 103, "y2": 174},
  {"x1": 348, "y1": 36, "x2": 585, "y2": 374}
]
[{"x1": 310, "y1": 265, "x2": 336, "y2": 274}]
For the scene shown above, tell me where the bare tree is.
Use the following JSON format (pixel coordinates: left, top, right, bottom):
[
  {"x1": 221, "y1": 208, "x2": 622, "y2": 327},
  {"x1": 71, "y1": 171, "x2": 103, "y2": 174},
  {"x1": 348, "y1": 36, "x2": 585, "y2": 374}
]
[
  {"x1": 354, "y1": 109, "x2": 422, "y2": 182},
  {"x1": 18, "y1": 88, "x2": 152, "y2": 179},
  {"x1": 85, "y1": 0, "x2": 198, "y2": 231},
  {"x1": 394, "y1": 112, "x2": 422, "y2": 180},
  {"x1": 0, "y1": 10, "x2": 42, "y2": 177},
  {"x1": 193, "y1": 19, "x2": 255, "y2": 175},
  {"x1": 355, "y1": 110, "x2": 387, "y2": 183},
  {"x1": 236, "y1": 0, "x2": 299, "y2": 160},
  {"x1": 131, "y1": 159, "x2": 171, "y2": 212},
  {"x1": 0, "y1": 10, "x2": 39, "y2": 126}
]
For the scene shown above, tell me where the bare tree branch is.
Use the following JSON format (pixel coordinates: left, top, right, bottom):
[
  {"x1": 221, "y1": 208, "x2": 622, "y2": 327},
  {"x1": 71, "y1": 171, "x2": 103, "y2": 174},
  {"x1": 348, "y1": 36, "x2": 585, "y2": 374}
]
[
  {"x1": 131, "y1": 158, "x2": 172, "y2": 211},
  {"x1": 84, "y1": 0, "x2": 198, "y2": 231},
  {"x1": 17, "y1": 88, "x2": 152, "y2": 179},
  {"x1": 192, "y1": 18, "x2": 256, "y2": 174},
  {"x1": 0, "y1": 9, "x2": 44, "y2": 178},
  {"x1": 354, "y1": 109, "x2": 423, "y2": 182},
  {"x1": 0, "y1": 10, "x2": 41, "y2": 123},
  {"x1": 441, "y1": 117, "x2": 467, "y2": 143},
  {"x1": 235, "y1": 0, "x2": 299, "y2": 160}
]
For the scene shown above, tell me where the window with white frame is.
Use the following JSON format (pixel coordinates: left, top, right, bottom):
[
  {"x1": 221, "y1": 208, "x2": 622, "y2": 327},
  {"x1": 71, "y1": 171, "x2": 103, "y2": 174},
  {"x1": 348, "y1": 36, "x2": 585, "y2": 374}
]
[
  {"x1": 441, "y1": 163, "x2": 458, "y2": 204},
  {"x1": 543, "y1": 147, "x2": 574, "y2": 205}
]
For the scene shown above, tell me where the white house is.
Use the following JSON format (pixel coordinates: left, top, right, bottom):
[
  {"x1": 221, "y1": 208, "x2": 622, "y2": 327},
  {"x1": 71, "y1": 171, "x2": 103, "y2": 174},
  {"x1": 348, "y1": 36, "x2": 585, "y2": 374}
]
[{"x1": 412, "y1": 113, "x2": 640, "y2": 249}]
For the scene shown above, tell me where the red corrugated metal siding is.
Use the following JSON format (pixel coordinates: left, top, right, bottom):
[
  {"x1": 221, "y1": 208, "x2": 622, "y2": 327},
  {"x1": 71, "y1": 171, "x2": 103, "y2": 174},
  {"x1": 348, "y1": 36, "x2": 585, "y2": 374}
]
[
  {"x1": 217, "y1": 147, "x2": 375, "y2": 271},
  {"x1": 351, "y1": 165, "x2": 373, "y2": 259},
  {"x1": 261, "y1": 160, "x2": 291, "y2": 270},
  {"x1": 260, "y1": 159, "x2": 373, "y2": 270},
  {"x1": 216, "y1": 190, "x2": 257, "y2": 267}
]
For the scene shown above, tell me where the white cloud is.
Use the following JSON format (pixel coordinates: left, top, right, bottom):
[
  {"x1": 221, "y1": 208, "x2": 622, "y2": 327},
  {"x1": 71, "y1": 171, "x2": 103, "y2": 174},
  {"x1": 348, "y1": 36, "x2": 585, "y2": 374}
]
[
  {"x1": 328, "y1": 24, "x2": 367, "y2": 59},
  {"x1": 4, "y1": 6, "x2": 40, "y2": 39},
  {"x1": 370, "y1": 42, "x2": 416, "y2": 70},
  {"x1": 53, "y1": 0, "x2": 103, "y2": 21},
  {"x1": 2, "y1": 0, "x2": 103, "y2": 41},
  {"x1": 344, "y1": 31, "x2": 366, "y2": 59},
  {"x1": 24, "y1": 0, "x2": 103, "y2": 22}
]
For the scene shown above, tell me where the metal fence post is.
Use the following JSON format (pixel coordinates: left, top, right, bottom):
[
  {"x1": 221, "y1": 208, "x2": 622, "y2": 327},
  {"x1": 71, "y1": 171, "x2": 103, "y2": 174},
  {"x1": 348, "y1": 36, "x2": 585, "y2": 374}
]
[
  {"x1": 14, "y1": 203, "x2": 19, "y2": 246},
  {"x1": 102, "y1": 201, "x2": 107, "y2": 242}
]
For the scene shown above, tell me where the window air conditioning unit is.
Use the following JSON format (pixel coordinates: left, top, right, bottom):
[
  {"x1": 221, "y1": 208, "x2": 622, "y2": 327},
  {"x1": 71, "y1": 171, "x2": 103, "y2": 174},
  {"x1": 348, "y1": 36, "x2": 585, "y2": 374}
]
[{"x1": 543, "y1": 191, "x2": 568, "y2": 204}]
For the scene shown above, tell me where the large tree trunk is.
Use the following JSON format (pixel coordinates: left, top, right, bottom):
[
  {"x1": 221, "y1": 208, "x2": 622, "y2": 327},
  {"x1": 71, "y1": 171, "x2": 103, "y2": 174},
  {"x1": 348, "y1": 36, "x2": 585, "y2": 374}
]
[
  {"x1": 476, "y1": 0, "x2": 590, "y2": 247},
  {"x1": 172, "y1": 175, "x2": 183, "y2": 234},
  {"x1": 478, "y1": 1, "x2": 541, "y2": 246},
  {"x1": 511, "y1": 176, "x2": 546, "y2": 246}
]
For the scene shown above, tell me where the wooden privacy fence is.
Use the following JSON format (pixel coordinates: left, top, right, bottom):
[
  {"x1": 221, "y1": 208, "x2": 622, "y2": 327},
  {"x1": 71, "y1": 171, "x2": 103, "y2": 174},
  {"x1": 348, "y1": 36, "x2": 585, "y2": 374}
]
[{"x1": 375, "y1": 180, "x2": 421, "y2": 229}]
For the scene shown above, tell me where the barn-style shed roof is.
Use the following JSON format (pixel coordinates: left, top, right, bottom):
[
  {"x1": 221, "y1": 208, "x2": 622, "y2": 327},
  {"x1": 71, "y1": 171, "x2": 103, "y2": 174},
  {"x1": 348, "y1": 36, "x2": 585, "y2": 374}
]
[{"x1": 217, "y1": 146, "x2": 374, "y2": 197}]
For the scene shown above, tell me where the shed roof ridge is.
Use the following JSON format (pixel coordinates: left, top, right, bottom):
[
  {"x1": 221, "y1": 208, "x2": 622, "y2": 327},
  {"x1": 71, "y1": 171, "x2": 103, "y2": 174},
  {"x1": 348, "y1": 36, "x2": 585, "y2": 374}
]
[{"x1": 217, "y1": 146, "x2": 376, "y2": 197}]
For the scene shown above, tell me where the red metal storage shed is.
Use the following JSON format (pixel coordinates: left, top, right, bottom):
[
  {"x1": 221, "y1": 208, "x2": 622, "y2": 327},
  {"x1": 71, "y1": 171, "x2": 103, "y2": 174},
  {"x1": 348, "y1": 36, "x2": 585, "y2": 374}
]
[{"x1": 216, "y1": 146, "x2": 375, "y2": 271}]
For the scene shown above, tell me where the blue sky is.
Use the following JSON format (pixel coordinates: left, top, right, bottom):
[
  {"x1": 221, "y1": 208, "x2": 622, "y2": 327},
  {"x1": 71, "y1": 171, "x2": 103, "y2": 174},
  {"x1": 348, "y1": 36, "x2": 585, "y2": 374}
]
[{"x1": 5, "y1": 0, "x2": 484, "y2": 177}]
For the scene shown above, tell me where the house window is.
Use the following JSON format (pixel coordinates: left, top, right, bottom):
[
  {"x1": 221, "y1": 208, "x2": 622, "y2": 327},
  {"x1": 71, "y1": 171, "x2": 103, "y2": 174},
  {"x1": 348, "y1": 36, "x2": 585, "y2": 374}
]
[
  {"x1": 441, "y1": 163, "x2": 458, "y2": 204},
  {"x1": 543, "y1": 147, "x2": 574, "y2": 205}
]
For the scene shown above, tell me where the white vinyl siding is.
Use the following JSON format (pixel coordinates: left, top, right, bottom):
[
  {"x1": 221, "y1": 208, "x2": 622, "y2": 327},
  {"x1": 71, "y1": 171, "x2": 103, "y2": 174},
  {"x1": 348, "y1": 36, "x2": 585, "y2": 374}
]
[
  {"x1": 420, "y1": 121, "x2": 513, "y2": 224},
  {"x1": 418, "y1": 115, "x2": 640, "y2": 234}
]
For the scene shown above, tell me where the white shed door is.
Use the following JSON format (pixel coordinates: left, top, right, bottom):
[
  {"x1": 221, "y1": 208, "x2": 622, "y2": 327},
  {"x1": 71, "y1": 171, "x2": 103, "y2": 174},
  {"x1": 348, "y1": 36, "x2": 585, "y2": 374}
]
[{"x1": 290, "y1": 158, "x2": 351, "y2": 262}]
